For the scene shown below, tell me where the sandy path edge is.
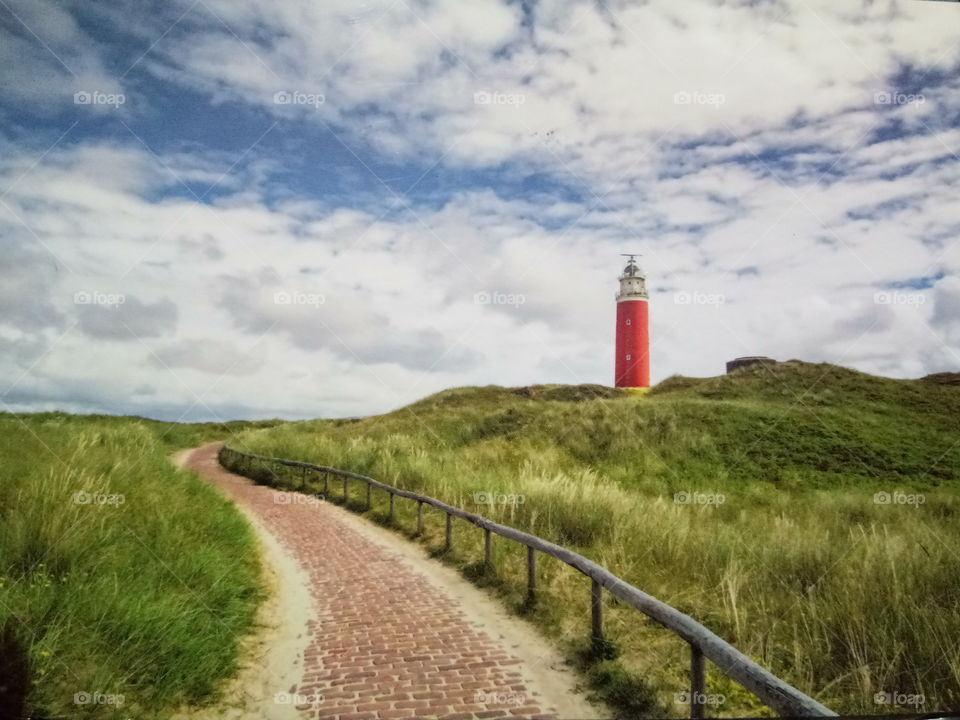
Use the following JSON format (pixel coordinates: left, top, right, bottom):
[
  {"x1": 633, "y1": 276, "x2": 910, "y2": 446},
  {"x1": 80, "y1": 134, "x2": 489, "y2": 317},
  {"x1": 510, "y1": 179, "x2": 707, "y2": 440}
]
[{"x1": 170, "y1": 447, "x2": 316, "y2": 720}]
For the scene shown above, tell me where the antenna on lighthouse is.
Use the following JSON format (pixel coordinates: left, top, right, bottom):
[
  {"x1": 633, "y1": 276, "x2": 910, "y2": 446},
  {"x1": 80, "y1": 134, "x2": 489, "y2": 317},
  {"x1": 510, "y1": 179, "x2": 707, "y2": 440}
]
[
  {"x1": 620, "y1": 253, "x2": 642, "y2": 272},
  {"x1": 619, "y1": 253, "x2": 643, "y2": 277}
]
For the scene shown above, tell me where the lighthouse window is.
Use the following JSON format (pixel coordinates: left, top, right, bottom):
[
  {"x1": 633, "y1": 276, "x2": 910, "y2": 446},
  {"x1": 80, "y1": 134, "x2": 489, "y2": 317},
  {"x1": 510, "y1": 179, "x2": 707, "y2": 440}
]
[
  {"x1": 626, "y1": 354, "x2": 631, "y2": 360},
  {"x1": 625, "y1": 319, "x2": 631, "y2": 326}
]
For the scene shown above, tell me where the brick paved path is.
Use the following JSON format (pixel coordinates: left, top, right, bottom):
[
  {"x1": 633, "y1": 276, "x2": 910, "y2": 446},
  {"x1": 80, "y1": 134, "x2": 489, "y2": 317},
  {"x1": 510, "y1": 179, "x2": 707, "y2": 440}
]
[{"x1": 185, "y1": 443, "x2": 563, "y2": 720}]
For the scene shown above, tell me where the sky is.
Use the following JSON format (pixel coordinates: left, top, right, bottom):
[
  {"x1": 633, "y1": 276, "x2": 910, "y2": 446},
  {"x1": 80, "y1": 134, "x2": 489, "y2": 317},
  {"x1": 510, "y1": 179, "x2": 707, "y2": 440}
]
[{"x1": 1, "y1": 0, "x2": 959, "y2": 421}]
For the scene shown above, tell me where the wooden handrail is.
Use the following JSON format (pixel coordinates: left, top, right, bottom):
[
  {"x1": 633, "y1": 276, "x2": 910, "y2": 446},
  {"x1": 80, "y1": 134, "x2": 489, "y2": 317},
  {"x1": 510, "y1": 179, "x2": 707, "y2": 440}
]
[{"x1": 219, "y1": 446, "x2": 835, "y2": 718}]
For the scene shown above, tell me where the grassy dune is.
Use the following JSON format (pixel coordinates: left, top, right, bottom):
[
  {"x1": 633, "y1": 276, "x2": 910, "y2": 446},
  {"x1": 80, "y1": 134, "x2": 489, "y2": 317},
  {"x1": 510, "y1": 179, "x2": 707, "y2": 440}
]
[
  {"x1": 226, "y1": 361, "x2": 960, "y2": 717},
  {"x1": 0, "y1": 413, "x2": 280, "y2": 719}
]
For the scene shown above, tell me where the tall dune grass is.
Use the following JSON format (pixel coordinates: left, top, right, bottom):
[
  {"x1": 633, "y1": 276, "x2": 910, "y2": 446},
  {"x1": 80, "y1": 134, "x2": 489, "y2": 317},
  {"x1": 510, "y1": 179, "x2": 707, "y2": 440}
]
[
  {"x1": 0, "y1": 413, "x2": 267, "y2": 719},
  {"x1": 228, "y1": 363, "x2": 960, "y2": 717}
]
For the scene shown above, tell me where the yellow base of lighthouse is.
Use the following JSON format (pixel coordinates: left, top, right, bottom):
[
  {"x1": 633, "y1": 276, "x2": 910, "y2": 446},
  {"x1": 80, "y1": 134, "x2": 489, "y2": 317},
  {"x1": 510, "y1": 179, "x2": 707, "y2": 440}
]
[{"x1": 621, "y1": 387, "x2": 650, "y2": 395}]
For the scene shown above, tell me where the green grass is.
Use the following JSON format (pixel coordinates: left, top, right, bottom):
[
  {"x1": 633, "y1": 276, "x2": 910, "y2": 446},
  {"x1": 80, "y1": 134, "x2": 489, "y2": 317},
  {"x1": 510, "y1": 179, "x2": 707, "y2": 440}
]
[
  {"x1": 224, "y1": 361, "x2": 960, "y2": 717},
  {"x1": 0, "y1": 412, "x2": 281, "y2": 719}
]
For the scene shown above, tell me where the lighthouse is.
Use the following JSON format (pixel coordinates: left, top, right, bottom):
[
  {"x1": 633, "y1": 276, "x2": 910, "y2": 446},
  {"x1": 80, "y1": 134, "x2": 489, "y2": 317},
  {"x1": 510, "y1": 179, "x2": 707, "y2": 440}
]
[{"x1": 614, "y1": 254, "x2": 650, "y2": 389}]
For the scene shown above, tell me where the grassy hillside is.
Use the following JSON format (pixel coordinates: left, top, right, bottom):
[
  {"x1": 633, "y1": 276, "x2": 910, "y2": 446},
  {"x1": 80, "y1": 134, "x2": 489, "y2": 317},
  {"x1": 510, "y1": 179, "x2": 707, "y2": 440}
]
[
  {"x1": 0, "y1": 412, "x2": 281, "y2": 719},
  {"x1": 227, "y1": 361, "x2": 960, "y2": 717}
]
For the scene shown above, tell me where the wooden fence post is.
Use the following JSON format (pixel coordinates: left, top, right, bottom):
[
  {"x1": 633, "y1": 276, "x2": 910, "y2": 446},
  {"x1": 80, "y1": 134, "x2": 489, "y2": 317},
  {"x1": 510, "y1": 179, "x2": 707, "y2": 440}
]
[
  {"x1": 417, "y1": 501, "x2": 424, "y2": 535},
  {"x1": 445, "y1": 513, "x2": 452, "y2": 551},
  {"x1": 591, "y1": 579, "x2": 603, "y2": 652},
  {"x1": 527, "y1": 546, "x2": 536, "y2": 605},
  {"x1": 323, "y1": 471, "x2": 329, "y2": 496},
  {"x1": 484, "y1": 528, "x2": 492, "y2": 567},
  {"x1": 343, "y1": 475, "x2": 348, "y2": 503},
  {"x1": 366, "y1": 482, "x2": 372, "y2": 510},
  {"x1": 690, "y1": 643, "x2": 705, "y2": 720},
  {"x1": 389, "y1": 492, "x2": 395, "y2": 522}
]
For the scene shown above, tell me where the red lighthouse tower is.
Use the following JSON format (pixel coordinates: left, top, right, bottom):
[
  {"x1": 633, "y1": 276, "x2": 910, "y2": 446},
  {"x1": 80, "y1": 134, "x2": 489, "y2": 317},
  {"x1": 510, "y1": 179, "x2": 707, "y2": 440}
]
[{"x1": 614, "y1": 254, "x2": 650, "y2": 389}]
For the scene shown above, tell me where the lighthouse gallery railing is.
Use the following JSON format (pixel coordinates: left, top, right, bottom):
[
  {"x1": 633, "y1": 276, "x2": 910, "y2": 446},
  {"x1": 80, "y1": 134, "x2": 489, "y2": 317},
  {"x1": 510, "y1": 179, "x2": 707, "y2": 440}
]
[{"x1": 218, "y1": 445, "x2": 835, "y2": 720}]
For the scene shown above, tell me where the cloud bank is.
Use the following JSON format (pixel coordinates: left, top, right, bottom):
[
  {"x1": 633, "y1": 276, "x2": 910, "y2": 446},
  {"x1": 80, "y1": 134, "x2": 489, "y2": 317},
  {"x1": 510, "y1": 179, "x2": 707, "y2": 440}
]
[{"x1": 1, "y1": 0, "x2": 958, "y2": 420}]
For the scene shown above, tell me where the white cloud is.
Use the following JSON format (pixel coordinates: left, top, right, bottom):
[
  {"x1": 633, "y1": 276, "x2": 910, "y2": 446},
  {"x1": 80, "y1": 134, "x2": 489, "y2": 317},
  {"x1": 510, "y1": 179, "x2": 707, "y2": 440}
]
[
  {"x1": 152, "y1": 338, "x2": 266, "y2": 376},
  {"x1": 0, "y1": 0, "x2": 126, "y2": 114}
]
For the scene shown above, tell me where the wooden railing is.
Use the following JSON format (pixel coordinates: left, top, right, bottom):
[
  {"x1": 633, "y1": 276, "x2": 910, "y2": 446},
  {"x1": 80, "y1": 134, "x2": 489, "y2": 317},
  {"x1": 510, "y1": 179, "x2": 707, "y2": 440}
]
[{"x1": 219, "y1": 445, "x2": 836, "y2": 719}]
